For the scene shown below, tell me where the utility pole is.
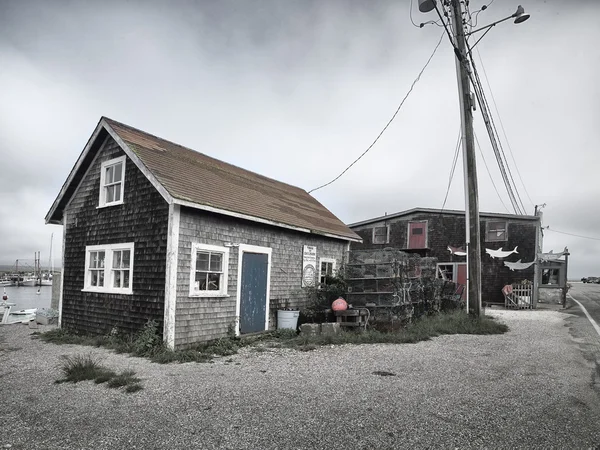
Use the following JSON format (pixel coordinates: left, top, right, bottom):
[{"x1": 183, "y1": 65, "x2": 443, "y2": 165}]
[
  {"x1": 418, "y1": 1, "x2": 531, "y2": 317},
  {"x1": 450, "y1": 0, "x2": 482, "y2": 317}
]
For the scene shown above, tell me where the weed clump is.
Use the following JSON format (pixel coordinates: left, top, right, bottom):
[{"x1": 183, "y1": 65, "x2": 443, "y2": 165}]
[{"x1": 56, "y1": 353, "x2": 143, "y2": 394}]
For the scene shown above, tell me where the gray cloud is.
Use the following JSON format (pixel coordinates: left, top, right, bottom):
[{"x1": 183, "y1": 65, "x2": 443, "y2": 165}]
[{"x1": 0, "y1": 0, "x2": 598, "y2": 278}]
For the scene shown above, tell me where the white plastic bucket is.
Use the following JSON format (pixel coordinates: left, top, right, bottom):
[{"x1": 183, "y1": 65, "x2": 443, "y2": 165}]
[{"x1": 277, "y1": 310, "x2": 299, "y2": 330}]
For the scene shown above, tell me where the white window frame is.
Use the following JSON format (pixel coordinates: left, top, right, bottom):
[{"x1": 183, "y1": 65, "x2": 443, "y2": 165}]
[
  {"x1": 83, "y1": 242, "x2": 134, "y2": 295},
  {"x1": 372, "y1": 225, "x2": 389, "y2": 244},
  {"x1": 319, "y1": 257, "x2": 337, "y2": 285},
  {"x1": 486, "y1": 220, "x2": 508, "y2": 242},
  {"x1": 98, "y1": 156, "x2": 126, "y2": 208},
  {"x1": 189, "y1": 243, "x2": 230, "y2": 297}
]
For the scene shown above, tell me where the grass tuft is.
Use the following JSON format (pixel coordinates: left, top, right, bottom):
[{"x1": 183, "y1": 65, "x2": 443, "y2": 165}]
[
  {"x1": 41, "y1": 311, "x2": 508, "y2": 365},
  {"x1": 56, "y1": 353, "x2": 143, "y2": 393},
  {"x1": 106, "y1": 370, "x2": 141, "y2": 388}
]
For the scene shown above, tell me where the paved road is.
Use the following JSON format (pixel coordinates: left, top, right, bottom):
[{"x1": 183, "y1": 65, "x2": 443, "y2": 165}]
[
  {"x1": 561, "y1": 283, "x2": 600, "y2": 404},
  {"x1": 569, "y1": 282, "x2": 600, "y2": 329}
]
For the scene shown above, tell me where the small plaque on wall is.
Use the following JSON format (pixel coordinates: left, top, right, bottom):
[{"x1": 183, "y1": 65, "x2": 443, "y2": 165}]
[{"x1": 302, "y1": 245, "x2": 317, "y2": 287}]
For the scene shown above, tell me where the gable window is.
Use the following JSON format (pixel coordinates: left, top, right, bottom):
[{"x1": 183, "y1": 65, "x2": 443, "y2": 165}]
[
  {"x1": 319, "y1": 258, "x2": 337, "y2": 285},
  {"x1": 486, "y1": 221, "x2": 507, "y2": 242},
  {"x1": 84, "y1": 243, "x2": 134, "y2": 294},
  {"x1": 190, "y1": 243, "x2": 230, "y2": 297},
  {"x1": 373, "y1": 226, "x2": 389, "y2": 244},
  {"x1": 99, "y1": 156, "x2": 126, "y2": 207}
]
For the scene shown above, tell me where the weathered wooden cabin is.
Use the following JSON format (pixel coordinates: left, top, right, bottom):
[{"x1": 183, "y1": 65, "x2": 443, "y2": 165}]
[
  {"x1": 348, "y1": 208, "x2": 542, "y2": 305},
  {"x1": 46, "y1": 117, "x2": 360, "y2": 349}
]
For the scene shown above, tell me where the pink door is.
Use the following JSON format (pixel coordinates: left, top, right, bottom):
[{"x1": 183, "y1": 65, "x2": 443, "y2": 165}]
[
  {"x1": 456, "y1": 263, "x2": 467, "y2": 300},
  {"x1": 408, "y1": 222, "x2": 427, "y2": 249}
]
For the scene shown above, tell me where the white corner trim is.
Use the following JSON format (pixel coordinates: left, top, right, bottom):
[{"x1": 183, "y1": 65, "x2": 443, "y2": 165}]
[
  {"x1": 189, "y1": 242, "x2": 230, "y2": 297},
  {"x1": 102, "y1": 119, "x2": 173, "y2": 205},
  {"x1": 58, "y1": 212, "x2": 67, "y2": 327},
  {"x1": 164, "y1": 204, "x2": 180, "y2": 350},
  {"x1": 235, "y1": 244, "x2": 272, "y2": 336}
]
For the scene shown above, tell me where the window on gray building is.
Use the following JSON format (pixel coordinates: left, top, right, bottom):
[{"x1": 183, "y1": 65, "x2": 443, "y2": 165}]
[
  {"x1": 373, "y1": 226, "x2": 389, "y2": 244},
  {"x1": 486, "y1": 221, "x2": 507, "y2": 242}
]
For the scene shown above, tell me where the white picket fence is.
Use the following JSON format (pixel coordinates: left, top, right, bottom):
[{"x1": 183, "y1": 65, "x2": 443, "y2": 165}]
[{"x1": 503, "y1": 283, "x2": 533, "y2": 309}]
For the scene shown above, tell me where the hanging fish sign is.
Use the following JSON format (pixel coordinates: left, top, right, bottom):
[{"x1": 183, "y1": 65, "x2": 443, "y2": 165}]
[
  {"x1": 504, "y1": 259, "x2": 535, "y2": 271},
  {"x1": 485, "y1": 246, "x2": 518, "y2": 259},
  {"x1": 447, "y1": 245, "x2": 467, "y2": 257}
]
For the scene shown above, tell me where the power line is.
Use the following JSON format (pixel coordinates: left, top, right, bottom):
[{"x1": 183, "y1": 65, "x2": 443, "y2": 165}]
[
  {"x1": 410, "y1": 0, "x2": 444, "y2": 28},
  {"x1": 308, "y1": 32, "x2": 445, "y2": 194},
  {"x1": 467, "y1": 47, "x2": 526, "y2": 215},
  {"x1": 441, "y1": 128, "x2": 462, "y2": 211},
  {"x1": 544, "y1": 227, "x2": 600, "y2": 241},
  {"x1": 475, "y1": 48, "x2": 536, "y2": 210},
  {"x1": 474, "y1": 132, "x2": 509, "y2": 213}
]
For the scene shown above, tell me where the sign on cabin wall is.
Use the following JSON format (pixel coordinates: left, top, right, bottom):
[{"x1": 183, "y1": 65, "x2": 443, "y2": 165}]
[{"x1": 302, "y1": 245, "x2": 317, "y2": 287}]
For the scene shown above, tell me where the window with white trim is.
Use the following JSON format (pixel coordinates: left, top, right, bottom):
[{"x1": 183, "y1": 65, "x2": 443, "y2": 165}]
[
  {"x1": 84, "y1": 243, "x2": 134, "y2": 294},
  {"x1": 486, "y1": 221, "x2": 508, "y2": 242},
  {"x1": 190, "y1": 243, "x2": 230, "y2": 297},
  {"x1": 319, "y1": 258, "x2": 337, "y2": 285},
  {"x1": 99, "y1": 156, "x2": 126, "y2": 207},
  {"x1": 372, "y1": 226, "x2": 389, "y2": 244}
]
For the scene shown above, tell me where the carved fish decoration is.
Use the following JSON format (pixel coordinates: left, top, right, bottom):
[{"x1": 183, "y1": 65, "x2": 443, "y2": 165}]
[
  {"x1": 503, "y1": 259, "x2": 535, "y2": 271},
  {"x1": 485, "y1": 246, "x2": 518, "y2": 259},
  {"x1": 447, "y1": 245, "x2": 467, "y2": 256}
]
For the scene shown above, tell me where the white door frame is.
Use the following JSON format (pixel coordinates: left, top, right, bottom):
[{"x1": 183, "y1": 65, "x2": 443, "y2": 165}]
[{"x1": 235, "y1": 244, "x2": 272, "y2": 336}]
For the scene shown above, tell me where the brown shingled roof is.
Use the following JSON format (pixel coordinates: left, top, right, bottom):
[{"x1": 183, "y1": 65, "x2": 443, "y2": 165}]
[{"x1": 103, "y1": 118, "x2": 359, "y2": 241}]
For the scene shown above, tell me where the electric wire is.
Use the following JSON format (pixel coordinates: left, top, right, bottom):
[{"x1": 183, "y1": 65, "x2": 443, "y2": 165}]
[
  {"x1": 459, "y1": 0, "x2": 527, "y2": 215},
  {"x1": 441, "y1": 128, "x2": 462, "y2": 211},
  {"x1": 465, "y1": 44, "x2": 526, "y2": 215},
  {"x1": 475, "y1": 47, "x2": 536, "y2": 209},
  {"x1": 439, "y1": 1, "x2": 523, "y2": 215},
  {"x1": 308, "y1": 32, "x2": 445, "y2": 194},
  {"x1": 468, "y1": 52, "x2": 527, "y2": 214},
  {"x1": 474, "y1": 132, "x2": 510, "y2": 213},
  {"x1": 544, "y1": 227, "x2": 600, "y2": 241}
]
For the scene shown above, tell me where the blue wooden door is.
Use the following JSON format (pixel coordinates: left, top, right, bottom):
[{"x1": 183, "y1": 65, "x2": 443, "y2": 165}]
[{"x1": 240, "y1": 252, "x2": 268, "y2": 334}]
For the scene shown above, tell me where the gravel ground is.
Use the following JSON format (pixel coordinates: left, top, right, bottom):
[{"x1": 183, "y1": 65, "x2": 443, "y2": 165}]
[{"x1": 1, "y1": 309, "x2": 599, "y2": 450}]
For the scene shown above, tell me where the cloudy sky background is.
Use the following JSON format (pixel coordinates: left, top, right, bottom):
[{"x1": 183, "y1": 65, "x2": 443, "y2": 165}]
[{"x1": 0, "y1": 0, "x2": 598, "y2": 277}]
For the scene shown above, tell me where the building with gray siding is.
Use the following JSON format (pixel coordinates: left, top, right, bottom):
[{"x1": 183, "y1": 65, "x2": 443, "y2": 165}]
[{"x1": 46, "y1": 117, "x2": 360, "y2": 349}]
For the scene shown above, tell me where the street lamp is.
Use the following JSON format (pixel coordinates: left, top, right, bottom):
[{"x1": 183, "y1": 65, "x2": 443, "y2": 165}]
[
  {"x1": 419, "y1": 1, "x2": 530, "y2": 317},
  {"x1": 467, "y1": 5, "x2": 531, "y2": 49}
]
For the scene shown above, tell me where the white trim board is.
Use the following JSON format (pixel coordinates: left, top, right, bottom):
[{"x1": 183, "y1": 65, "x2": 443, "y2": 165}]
[
  {"x1": 235, "y1": 244, "x2": 272, "y2": 337},
  {"x1": 173, "y1": 198, "x2": 361, "y2": 243},
  {"x1": 163, "y1": 204, "x2": 180, "y2": 350}
]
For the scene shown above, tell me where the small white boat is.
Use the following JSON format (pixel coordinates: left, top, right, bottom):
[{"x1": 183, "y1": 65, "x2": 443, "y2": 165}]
[
  {"x1": 20, "y1": 278, "x2": 37, "y2": 287},
  {"x1": 1, "y1": 304, "x2": 37, "y2": 325}
]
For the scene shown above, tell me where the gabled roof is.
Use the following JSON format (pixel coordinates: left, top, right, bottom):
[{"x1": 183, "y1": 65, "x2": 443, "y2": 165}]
[
  {"x1": 46, "y1": 117, "x2": 361, "y2": 242},
  {"x1": 348, "y1": 207, "x2": 540, "y2": 228}
]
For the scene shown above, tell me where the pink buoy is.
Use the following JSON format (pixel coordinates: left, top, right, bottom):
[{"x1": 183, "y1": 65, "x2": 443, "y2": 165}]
[{"x1": 331, "y1": 297, "x2": 348, "y2": 311}]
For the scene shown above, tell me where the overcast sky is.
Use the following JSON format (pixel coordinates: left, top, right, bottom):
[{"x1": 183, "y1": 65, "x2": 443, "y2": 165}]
[{"x1": 1, "y1": 0, "x2": 598, "y2": 278}]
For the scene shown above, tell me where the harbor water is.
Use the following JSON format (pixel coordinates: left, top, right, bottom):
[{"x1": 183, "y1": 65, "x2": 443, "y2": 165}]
[{"x1": 2, "y1": 285, "x2": 52, "y2": 311}]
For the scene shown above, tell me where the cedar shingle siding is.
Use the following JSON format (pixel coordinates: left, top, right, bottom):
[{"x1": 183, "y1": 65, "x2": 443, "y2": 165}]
[
  {"x1": 61, "y1": 136, "x2": 169, "y2": 335},
  {"x1": 350, "y1": 211, "x2": 538, "y2": 305},
  {"x1": 175, "y1": 208, "x2": 345, "y2": 348},
  {"x1": 48, "y1": 117, "x2": 358, "y2": 348}
]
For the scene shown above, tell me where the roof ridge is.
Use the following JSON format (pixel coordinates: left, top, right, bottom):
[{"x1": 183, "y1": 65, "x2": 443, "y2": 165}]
[{"x1": 102, "y1": 116, "x2": 309, "y2": 195}]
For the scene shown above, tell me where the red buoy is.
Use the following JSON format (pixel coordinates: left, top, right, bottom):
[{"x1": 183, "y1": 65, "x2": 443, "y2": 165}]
[{"x1": 332, "y1": 297, "x2": 348, "y2": 311}]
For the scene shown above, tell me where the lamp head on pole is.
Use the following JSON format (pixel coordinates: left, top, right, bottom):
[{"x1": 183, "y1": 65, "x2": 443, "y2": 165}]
[
  {"x1": 512, "y1": 5, "x2": 530, "y2": 24},
  {"x1": 418, "y1": 0, "x2": 436, "y2": 13}
]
